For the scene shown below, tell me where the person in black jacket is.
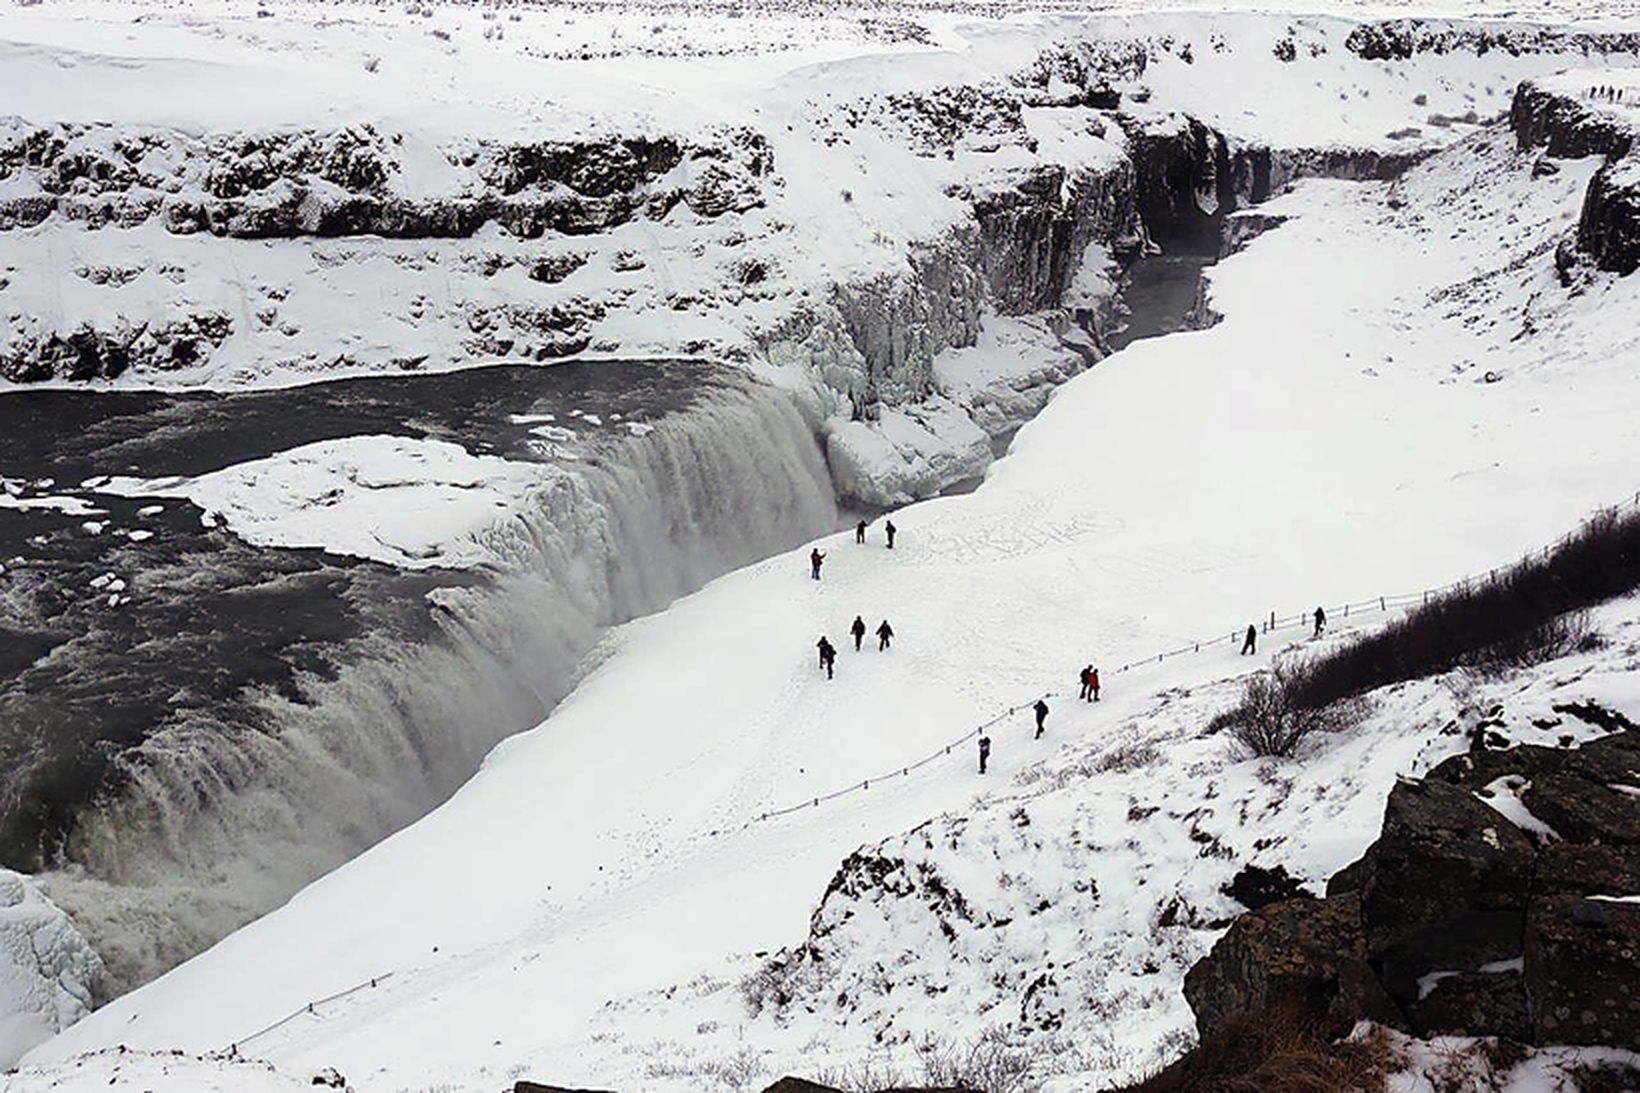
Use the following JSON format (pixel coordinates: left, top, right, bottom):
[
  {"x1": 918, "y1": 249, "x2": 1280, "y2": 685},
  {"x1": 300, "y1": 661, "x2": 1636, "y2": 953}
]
[
  {"x1": 1241, "y1": 624, "x2": 1257, "y2": 655},
  {"x1": 816, "y1": 636, "x2": 836, "y2": 679},
  {"x1": 1033, "y1": 698, "x2": 1049, "y2": 739},
  {"x1": 850, "y1": 615, "x2": 867, "y2": 651},
  {"x1": 876, "y1": 619, "x2": 894, "y2": 650}
]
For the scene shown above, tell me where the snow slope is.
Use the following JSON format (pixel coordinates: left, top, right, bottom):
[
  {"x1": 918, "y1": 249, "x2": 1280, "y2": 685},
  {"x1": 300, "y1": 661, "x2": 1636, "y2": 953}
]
[{"x1": 20, "y1": 90, "x2": 1640, "y2": 1088}]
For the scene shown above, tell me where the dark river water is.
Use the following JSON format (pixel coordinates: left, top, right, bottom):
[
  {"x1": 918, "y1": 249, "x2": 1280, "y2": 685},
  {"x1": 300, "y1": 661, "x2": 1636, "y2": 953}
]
[{"x1": 0, "y1": 360, "x2": 735, "y2": 874}]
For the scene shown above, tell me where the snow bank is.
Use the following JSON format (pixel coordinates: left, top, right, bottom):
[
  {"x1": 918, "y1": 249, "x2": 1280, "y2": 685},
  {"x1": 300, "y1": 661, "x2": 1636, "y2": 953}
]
[
  {"x1": 101, "y1": 436, "x2": 547, "y2": 570},
  {"x1": 0, "y1": 871, "x2": 101, "y2": 1068}
]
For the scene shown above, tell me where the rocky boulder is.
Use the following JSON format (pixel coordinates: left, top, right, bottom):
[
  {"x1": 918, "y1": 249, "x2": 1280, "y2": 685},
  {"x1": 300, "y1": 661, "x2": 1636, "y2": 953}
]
[{"x1": 1182, "y1": 725, "x2": 1640, "y2": 1051}]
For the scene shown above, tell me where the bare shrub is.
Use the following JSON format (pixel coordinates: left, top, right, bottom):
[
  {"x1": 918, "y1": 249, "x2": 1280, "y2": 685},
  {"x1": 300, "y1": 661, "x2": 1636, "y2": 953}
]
[
  {"x1": 1096, "y1": 741, "x2": 1162, "y2": 773},
  {"x1": 1124, "y1": 1008, "x2": 1398, "y2": 1092},
  {"x1": 917, "y1": 1027, "x2": 1038, "y2": 1093},
  {"x1": 807, "y1": 1055, "x2": 908, "y2": 1092},
  {"x1": 1219, "y1": 668, "x2": 1327, "y2": 758}
]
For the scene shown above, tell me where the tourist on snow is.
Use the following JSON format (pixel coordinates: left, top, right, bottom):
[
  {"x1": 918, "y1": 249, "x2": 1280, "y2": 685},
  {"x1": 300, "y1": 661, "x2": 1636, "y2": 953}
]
[
  {"x1": 1089, "y1": 666, "x2": 1101, "y2": 702},
  {"x1": 856, "y1": 519, "x2": 867, "y2": 544},
  {"x1": 1313, "y1": 605, "x2": 1327, "y2": 638},
  {"x1": 810, "y1": 548, "x2": 825, "y2": 580},
  {"x1": 876, "y1": 619, "x2": 894, "y2": 651},
  {"x1": 816, "y1": 636, "x2": 836, "y2": 679},
  {"x1": 978, "y1": 734, "x2": 992, "y2": 774},
  {"x1": 1241, "y1": 624, "x2": 1257, "y2": 656},
  {"x1": 885, "y1": 520, "x2": 897, "y2": 549},
  {"x1": 1078, "y1": 664, "x2": 1093, "y2": 702},
  {"x1": 1033, "y1": 698, "x2": 1049, "y2": 739},
  {"x1": 851, "y1": 615, "x2": 867, "y2": 651}
]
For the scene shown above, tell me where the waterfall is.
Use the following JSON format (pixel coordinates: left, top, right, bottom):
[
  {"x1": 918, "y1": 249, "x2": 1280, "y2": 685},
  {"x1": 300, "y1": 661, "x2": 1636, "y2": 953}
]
[{"x1": 39, "y1": 380, "x2": 837, "y2": 993}]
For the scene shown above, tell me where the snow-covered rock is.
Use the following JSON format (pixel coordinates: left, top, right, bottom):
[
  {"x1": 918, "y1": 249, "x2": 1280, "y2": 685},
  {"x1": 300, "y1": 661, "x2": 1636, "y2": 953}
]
[{"x1": 0, "y1": 870, "x2": 101, "y2": 1067}]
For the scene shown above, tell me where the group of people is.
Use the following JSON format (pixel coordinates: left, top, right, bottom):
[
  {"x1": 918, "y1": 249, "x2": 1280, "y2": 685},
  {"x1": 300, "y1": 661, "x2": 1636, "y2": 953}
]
[
  {"x1": 1587, "y1": 85, "x2": 1628, "y2": 103},
  {"x1": 815, "y1": 617, "x2": 895, "y2": 679},
  {"x1": 810, "y1": 519, "x2": 897, "y2": 582},
  {"x1": 980, "y1": 687, "x2": 1077, "y2": 774},
  {"x1": 810, "y1": 516, "x2": 902, "y2": 678},
  {"x1": 1240, "y1": 606, "x2": 1329, "y2": 655}
]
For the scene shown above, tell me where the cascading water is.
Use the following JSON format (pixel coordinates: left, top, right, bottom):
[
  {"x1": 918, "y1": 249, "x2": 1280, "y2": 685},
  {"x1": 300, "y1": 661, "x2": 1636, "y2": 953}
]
[{"x1": 0, "y1": 367, "x2": 836, "y2": 993}]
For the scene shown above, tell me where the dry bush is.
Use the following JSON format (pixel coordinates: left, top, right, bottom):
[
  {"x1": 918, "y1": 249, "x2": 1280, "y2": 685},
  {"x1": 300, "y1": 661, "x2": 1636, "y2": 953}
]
[
  {"x1": 1122, "y1": 1009, "x2": 1399, "y2": 1093},
  {"x1": 1217, "y1": 667, "x2": 1328, "y2": 758}
]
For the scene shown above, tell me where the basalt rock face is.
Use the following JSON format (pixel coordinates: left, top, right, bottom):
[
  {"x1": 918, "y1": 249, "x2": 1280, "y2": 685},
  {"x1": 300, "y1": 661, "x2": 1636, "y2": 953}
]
[
  {"x1": 1120, "y1": 113, "x2": 1428, "y2": 247},
  {"x1": 1347, "y1": 20, "x2": 1640, "y2": 62},
  {"x1": 1578, "y1": 159, "x2": 1640, "y2": 276},
  {"x1": 1510, "y1": 83, "x2": 1635, "y2": 161},
  {"x1": 0, "y1": 121, "x2": 771, "y2": 242},
  {"x1": 1182, "y1": 726, "x2": 1640, "y2": 1052},
  {"x1": 1512, "y1": 81, "x2": 1640, "y2": 275}
]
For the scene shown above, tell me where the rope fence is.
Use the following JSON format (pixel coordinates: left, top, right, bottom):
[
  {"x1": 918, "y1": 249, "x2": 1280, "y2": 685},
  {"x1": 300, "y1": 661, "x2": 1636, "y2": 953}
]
[{"x1": 227, "y1": 971, "x2": 395, "y2": 1057}]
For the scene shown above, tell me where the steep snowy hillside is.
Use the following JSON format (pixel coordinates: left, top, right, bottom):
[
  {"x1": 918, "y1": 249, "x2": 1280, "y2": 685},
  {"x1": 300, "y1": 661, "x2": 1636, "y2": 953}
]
[{"x1": 16, "y1": 56, "x2": 1640, "y2": 1087}]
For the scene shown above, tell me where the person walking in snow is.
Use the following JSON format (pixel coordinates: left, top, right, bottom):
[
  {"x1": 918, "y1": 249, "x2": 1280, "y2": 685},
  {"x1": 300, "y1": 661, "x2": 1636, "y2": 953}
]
[
  {"x1": 851, "y1": 615, "x2": 867, "y2": 651},
  {"x1": 817, "y1": 636, "x2": 836, "y2": 679},
  {"x1": 810, "y1": 548, "x2": 825, "y2": 580},
  {"x1": 1241, "y1": 624, "x2": 1257, "y2": 656},
  {"x1": 1089, "y1": 666, "x2": 1100, "y2": 702},
  {"x1": 978, "y1": 734, "x2": 992, "y2": 774},
  {"x1": 1078, "y1": 664, "x2": 1093, "y2": 702},
  {"x1": 856, "y1": 519, "x2": 867, "y2": 545},
  {"x1": 885, "y1": 520, "x2": 897, "y2": 549},
  {"x1": 1313, "y1": 605, "x2": 1327, "y2": 638},
  {"x1": 1033, "y1": 698, "x2": 1049, "y2": 740},
  {"x1": 876, "y1": 619, "x2": 894, "y2": 651}
]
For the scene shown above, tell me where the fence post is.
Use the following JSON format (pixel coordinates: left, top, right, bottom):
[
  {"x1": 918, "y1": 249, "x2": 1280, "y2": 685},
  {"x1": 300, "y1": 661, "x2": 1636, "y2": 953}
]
[
  {"x1": 1380, "y1": 596, "x2": 1385, "y2": 611},
  {"x1": 1267, "y1": 610, "x2": 1275, "y2": 632}
]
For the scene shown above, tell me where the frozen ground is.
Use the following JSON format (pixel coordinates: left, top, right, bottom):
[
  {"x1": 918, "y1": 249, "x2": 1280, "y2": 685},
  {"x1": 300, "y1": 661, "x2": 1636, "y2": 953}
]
[{"x1": 14, "y1": 76, "x2": 1640, "y2": 1088}]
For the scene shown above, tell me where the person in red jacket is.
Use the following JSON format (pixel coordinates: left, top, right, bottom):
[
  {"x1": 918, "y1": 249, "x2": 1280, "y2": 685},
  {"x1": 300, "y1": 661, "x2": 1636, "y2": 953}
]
[
  {"x1": 810, "y1": 548, "x2": 825, "y2": 580},
  {"x1": 1089, "y1": 666, "x2": 1100, "y2": 702}
]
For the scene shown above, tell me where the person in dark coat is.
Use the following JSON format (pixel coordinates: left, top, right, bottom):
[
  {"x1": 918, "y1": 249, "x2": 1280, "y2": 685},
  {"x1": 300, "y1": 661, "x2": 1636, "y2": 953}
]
[
  {"x1": 1089, "y1": 666, "x2": 1100, "y2": 702},
  {"x1": 850, "y1": 615, "x2": 867, "y2": 651},
  {"x1": 855, "y1": 519, "x2": 867, "y2": 544},
  {"x1": 1033, "y1": 699, "x2": 1049, "y2": 739},
  {"x1": 816, "y1": 636, "x2": 836, "y2": 679},
  {"x1": 876, "y1": 619, "x2": 894, "y2": 650},
  {"x1": 1314, "y1": 606, "x2": 1326, "y2": 638},
  {"x1": 1078, "y1": 665, "x2": 1093, "y2": 701},
  {"x1": 978, "y1": 734, "x2": 991, "y2": 774},
  {"x1": 1241, "y1": 624, "x2": 1257, "y2": 655},
  {"x1": 885, "y1": 520, "x2": 896, "y2": 549},
  {"x1": 810, "y1": 548, "x2": 825, "y2": 580}
]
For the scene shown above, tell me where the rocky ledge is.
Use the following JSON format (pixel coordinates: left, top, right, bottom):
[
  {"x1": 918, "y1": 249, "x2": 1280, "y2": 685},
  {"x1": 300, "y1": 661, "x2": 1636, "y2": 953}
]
[
  {"x1": 1512, "y1": 80, "x2": 1640, "y2": 275},
  {"x1": 1182, "y1": 718, "x2": 1640, "y2": 1054}
]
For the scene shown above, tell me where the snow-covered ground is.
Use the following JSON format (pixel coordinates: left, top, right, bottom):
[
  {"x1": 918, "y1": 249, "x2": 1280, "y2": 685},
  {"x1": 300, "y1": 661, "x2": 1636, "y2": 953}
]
[
  {"x1": 13, "y1": 68, "x2": 1640, "y2": 1086},
  {"x1": 101, "y1": 436, "x2": 552, "y2": 570}
]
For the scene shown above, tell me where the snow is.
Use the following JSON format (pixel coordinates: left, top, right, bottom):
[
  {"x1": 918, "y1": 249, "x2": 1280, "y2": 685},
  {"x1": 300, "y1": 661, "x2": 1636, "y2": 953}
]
[
  {"x1": 98, "y1": 436, "x2": 549, "y2": 570},
  {"x1": 0, "y1": 871, "x2": 101, "y2": 1070},
  {"x1": 1476, "y1": 775, "x2": 1563, "y2": 844},
  {"x1": 22, "y1": 93, "x2": 1640, "y2": 1088},
  {"x1": 1375, "y1": 1025, "x2": 1640, "y2": 1092}
]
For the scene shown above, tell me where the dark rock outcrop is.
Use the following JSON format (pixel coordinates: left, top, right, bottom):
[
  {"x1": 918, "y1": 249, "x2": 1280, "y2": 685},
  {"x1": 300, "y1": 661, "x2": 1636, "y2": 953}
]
[
  {"x1": 1183, "y1": 726, "x2": 1640, "y2": 1051},
  {"x1": 1511, "y1": 80, "x2": 1640, "y2": 275},
  {"x1": 1577, "y1": 160, "x2": 1640, "y2": 275},
  {"x1": 0, "y1": 120, "x2": 770, "y2": 242}
]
